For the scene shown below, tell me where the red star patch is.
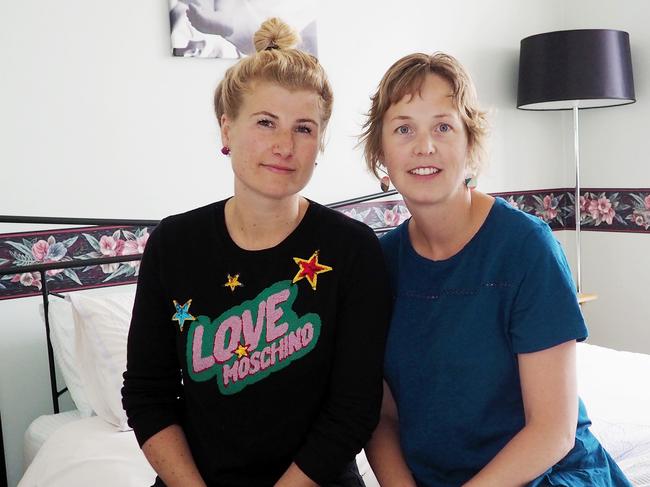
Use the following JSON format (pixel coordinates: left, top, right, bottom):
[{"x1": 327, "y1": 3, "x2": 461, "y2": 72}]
[{"x1": 292, "y1": 250, "x2": 333, "y2": 290}]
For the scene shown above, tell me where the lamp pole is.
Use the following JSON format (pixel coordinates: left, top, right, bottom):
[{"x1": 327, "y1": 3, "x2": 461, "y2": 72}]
[{"x1": 573, "y1": 102, "x2": 582, "y2": 294}]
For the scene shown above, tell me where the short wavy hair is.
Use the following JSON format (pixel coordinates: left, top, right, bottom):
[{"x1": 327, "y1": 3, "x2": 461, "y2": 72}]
[{"x1": 360, "y1": 52, "x2": 488, "y2": 178}]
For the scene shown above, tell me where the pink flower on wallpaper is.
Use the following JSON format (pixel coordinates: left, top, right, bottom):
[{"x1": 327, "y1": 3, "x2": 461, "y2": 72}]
[
  {"x1": 99, "y1": 235, "x2": 126, "y2": 273},
  {"x1": 11, "y1": 272, "x2": 42, "y2": 290},
  {"x1": 31, "y1": 236, "x2": 67, "y2": 276},
  {"x1": 32, "y1": 240, "x2": 49, "y2": 261},
  {"x1": 122, "y1": 231, "x2": 149, "y2": 268},
  {"x1": 588, "y1": 197, "x2": 615, "y2": 225},
  {"x1": 538, "y1": 195, "x2": 558, "y2": 221},
  {"x1": 99, "y1": 236, "x2": 125, "y2": 257},
  {"x1": 645, "y1": 195, "x2": 650, "y2": 209},
  {"x1": 633, "y1": 214, "x2": 645, "y2": 227},
  {"x1": 507, "y1": 196, "x2": 520, "y2": 210},
  {"x1": 579, "y1": 195, "x2": 592, "y2": 219},
  {"x1": 632, "y1": 212, "x2": 650, "y2": 230},
  {"x1": 383, "y1": 208, "x2": 401, "y2": 227}
]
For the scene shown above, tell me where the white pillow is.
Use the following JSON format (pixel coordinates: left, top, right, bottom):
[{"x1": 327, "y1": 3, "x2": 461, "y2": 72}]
[
  {"x1": 39, "y1": 299, "x2": 94, "y2": 417},
  {"x1": 69, "y1": 292, "x2": 135, "y2": 431}
]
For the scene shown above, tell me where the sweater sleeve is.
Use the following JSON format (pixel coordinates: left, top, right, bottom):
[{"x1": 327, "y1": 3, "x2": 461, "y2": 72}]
[
  {"x1": 293, "y1": 227, "x2": 392, "y2": 484},
  {"x1": 121, "y1": 221, "x2": 184, "y2": 447}
]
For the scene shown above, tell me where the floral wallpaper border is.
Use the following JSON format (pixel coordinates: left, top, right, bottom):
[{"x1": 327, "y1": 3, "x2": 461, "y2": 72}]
[
  {"x1": 497, "y1": 188, "x2": 650, "y2": 232},
  {"x1": 0, "y1": 225, "x2": 154, "y2": 300},
  {"x1": 1, "y1": 188, "x2": 648, "y2": 300},
  {"x1": 339, "y1": 188, "x2": 650, "y2": 233}
]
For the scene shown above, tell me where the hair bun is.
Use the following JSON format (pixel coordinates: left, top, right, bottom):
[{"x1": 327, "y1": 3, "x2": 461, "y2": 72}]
[{"x1": 253, "y1": 17, "x2": 300, "y2": 52}]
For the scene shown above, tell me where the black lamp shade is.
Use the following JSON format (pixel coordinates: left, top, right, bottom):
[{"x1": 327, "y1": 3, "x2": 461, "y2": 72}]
[{"x1": 517, "y1": 29, "x2": 635, "y2": 110}]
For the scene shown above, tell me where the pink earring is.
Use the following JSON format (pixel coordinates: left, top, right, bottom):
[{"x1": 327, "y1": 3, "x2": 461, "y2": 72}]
[{"x1": 221, "y1": 146, "x2": 230, "y2": 156}]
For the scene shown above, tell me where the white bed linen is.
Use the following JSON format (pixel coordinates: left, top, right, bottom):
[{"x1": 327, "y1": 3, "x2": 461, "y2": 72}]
[
  {"x1": 18, "y1": 416, "x2": 156, "y2": 487},
  {"x1": 19, "y1": 414, "x2": 378, "y2": 487},
  {"x1": 577, "y1": 343, "x2": 650, "y2": 426},
  {"x1": 23, "y1": 410, "x2": 82, "y2": 469},
  {"x1": 578, "y1": 343, "x2": 650, "y2": 487},
  {"x1": 19, "y1": 342, "x2": 650, "y2": 487}
]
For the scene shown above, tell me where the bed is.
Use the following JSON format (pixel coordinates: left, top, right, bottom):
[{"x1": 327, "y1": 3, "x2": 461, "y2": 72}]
[
  {"x1": 3, "y1": 198, "x2": 649, "y2": 487},
  {"x1": 14, "y1": 289, "x2": 650, "y2": 487}
]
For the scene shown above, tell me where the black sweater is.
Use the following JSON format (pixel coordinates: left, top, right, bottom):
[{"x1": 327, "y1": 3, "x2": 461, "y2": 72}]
[{"x1": 122, "y1": 199, "x2": 391, "y2": 486}]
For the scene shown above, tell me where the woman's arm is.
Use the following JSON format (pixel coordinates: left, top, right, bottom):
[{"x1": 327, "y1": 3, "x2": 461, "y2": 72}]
[
  {"x1": 142, "y1": 424, "x2": 207, "y2": 487},
  {"x1": 365, "y1": 381, "x2": 417, "y2": 487},
  {"x1": 463, "y1": 339, "x2": 578, "y2": 487},
  {"x1": 122, "y1": 223, "x2": 201, "y2": 483}
]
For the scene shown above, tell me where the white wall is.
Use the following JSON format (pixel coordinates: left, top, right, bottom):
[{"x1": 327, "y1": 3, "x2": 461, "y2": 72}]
[
  {"x1": 2, "y1": 0, "x2": 646, "y2": 485},
  {"x1": 559, "y1": 0, "x2": 650, "y2": 354}
]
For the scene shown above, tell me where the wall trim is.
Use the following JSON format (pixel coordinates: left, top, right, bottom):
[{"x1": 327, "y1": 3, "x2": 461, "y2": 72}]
[{"x1": 1, "y1": 187, "x2": 648, "y2": 300}]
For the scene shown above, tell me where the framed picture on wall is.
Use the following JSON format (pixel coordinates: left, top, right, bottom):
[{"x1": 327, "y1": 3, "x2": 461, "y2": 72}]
[{"x1": 168, "y1": 0, "x2": 317, "y2": 58}]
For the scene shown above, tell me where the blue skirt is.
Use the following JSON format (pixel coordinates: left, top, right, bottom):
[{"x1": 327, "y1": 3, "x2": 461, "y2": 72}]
[{"x1": 529, "y1": 426, "x2": 632, "y2": 487}]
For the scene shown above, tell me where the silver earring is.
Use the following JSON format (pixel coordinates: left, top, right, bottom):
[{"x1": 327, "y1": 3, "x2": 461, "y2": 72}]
[
  {"x1": 464, "y1": 176, "x2": 478, "y2": 189},
  {"x1": 380, "y1": 176, "x2": 391, "y2": 193}
]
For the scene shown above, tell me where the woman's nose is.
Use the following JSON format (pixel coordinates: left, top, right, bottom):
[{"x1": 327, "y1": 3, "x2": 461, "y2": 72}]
[
  {"x1": 272, "y1": 130, "x2": 294, "y2": 158},
  {"x1": 413, "y1": 132, "x2": 436, "y2": 156}
]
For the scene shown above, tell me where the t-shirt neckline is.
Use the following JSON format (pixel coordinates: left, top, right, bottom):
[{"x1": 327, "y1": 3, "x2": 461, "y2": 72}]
[{"x1": 402, "y1": 197, "x2": 501, "y2": 265}]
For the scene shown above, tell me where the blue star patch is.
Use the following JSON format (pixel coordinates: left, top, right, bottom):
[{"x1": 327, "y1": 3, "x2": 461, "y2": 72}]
[{"x1": 172, "y1": 299, "x2": 195, "y2": 331}]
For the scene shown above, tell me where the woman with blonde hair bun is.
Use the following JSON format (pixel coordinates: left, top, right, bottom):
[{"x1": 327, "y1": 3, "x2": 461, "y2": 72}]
[{"x1": 123, "y1": 17, "x2": 391, "y2": 487}]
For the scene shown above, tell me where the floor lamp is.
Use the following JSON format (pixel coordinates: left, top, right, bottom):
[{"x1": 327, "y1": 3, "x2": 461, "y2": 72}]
[{"x1": 516, "y1": 29, "x2": 635, "y2": 295}]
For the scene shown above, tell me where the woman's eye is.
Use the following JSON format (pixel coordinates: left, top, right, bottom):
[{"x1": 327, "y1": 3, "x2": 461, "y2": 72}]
[
  {"x1": 257, "y1": 119, "x2": 274, "y2": 128},
  {"x1": 438, "y1": 123, "x2": 451, "y2": 133},
  {"x1": 296, "y1": 125, "x2": 312, "y2": 134},
  {"x1": 396, "y1": 125, "x2": 411, "y2": 135}
]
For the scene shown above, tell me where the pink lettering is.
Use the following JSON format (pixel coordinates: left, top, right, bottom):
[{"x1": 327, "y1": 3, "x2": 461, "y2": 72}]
[
  {"x1": 192, "y1": 325, "x2": 216, "y2": 373},
  {"x1": 249, "y1": 351, "x2": 261, "y2": 374},
  {"x1": 270, "y1": 340, "x2": 284, "y2": 365},
  {"x1": 281, "y1": 336, "x2": 288, "y2": 360},
  {"x1": 213, "y1": 316, "x2": 242, "y2": 363},
  {"x1": 260, "y1": 348, "x2": 271, "y2": 369},
  {"x1": 241, "y1": 301, "x2": 266, "y2": 350},
  {"x1": 266, "y1": 289, "x2": 290, "y2": 342},
  {"x1": 222, "y1": 362, "x2": 238, "y2": 386},
  {"x1": 238, "y1": 357, "x2": 251, "y2": 378},
  {"x1": 301, "y1": 323, "x2": 314, "y2": 347},
  {"x1": 288, "y1": 330, "x2": 302, "y2": 354}
]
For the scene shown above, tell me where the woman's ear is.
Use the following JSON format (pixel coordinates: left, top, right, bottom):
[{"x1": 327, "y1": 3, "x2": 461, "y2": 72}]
[{"x1": 220, "y1": 114, "x2": 231, "y2": 147}]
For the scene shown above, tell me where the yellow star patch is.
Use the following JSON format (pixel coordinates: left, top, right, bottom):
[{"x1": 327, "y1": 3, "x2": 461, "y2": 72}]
[
  {"x1": 224, "y1": 273, "x2": 243, "y2": 292},
  {"x1": 233, "y1": 343, "x2": 249, "y2": 359},
  {"x1": 292, "y1": 250, "x2": 333, "y2": 291},
  {"x1": 171, "y1": 299, "x2": 195, "y2": 331}
]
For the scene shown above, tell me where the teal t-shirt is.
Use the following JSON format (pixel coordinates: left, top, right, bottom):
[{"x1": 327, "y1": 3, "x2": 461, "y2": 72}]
[{"x1": 381, "y1": 197, "x2": 631, "y2": 487}]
